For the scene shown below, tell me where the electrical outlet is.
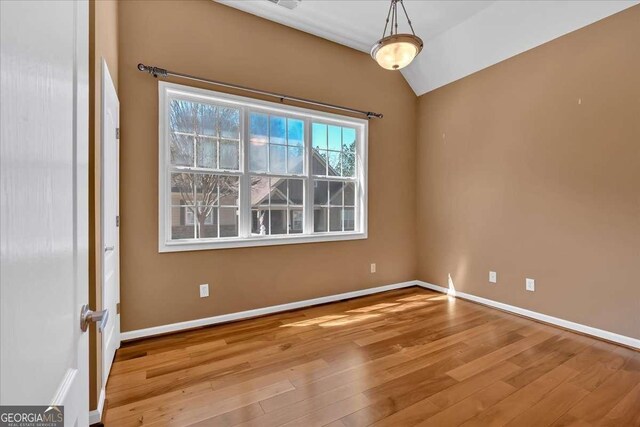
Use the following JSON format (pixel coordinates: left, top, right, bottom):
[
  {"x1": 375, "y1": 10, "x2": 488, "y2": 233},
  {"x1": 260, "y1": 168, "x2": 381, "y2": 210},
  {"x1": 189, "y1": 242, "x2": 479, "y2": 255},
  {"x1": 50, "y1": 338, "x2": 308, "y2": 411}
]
[
  {"x1": 199, "y1": 284, "x2": 209, "y2": 298},
  {"x1": 526, "y1": 278, "x2": 535, "y2": 292},
  {"x1": 489, "y1": 271, "x2": 497, "y2": 283},
  {"x1": 370, "y1": 263, "x2": 376, "y2": 274}
]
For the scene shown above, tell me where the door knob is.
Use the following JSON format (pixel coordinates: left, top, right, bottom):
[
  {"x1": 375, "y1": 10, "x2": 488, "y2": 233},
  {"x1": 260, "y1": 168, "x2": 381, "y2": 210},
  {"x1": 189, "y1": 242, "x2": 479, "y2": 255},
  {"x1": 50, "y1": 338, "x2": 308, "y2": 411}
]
[
  {"x1": 104, "y1": 246, "x2": 115, "y2": 252},
  {"x1": 80, "y1": 305, "x2": 109, "y2": 332}
]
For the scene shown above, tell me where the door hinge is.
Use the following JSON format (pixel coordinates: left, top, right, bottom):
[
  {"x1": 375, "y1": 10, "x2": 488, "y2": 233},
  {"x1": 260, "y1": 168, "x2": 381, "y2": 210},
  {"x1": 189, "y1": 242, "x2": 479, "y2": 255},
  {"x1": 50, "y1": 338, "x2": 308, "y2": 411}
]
[
  {"x1": 116, "y1": 215, "x2": 120, "y2": 227},
  {"x1": 116, "y1": 302, "x2": 120, "y2": 314},
  {"x1": 115, "y1": 127, "x2": 120, "y2": 139}
]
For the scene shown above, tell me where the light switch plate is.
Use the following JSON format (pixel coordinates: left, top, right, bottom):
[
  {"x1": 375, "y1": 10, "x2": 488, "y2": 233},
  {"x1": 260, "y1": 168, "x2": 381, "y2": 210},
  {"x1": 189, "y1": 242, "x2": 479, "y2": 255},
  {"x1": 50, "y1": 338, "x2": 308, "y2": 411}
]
[{"x1": 489, "y1": 271, "x2": 497, "y2": 283}]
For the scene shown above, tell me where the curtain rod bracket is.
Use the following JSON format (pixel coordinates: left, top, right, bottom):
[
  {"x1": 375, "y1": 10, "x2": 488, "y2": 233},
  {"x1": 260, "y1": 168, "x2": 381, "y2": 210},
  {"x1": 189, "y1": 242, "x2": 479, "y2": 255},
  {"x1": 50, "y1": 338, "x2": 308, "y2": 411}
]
[{"x1": 136, "y1": 62, "x2": 383, "y2": 120}]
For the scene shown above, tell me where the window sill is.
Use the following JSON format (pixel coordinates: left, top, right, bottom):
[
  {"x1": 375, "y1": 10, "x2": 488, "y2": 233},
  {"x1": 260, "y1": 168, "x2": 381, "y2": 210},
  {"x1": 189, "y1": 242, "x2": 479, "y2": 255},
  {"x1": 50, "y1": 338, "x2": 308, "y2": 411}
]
[{"x1": 159, "y1": 231, "x2": 367, "y2": 253}]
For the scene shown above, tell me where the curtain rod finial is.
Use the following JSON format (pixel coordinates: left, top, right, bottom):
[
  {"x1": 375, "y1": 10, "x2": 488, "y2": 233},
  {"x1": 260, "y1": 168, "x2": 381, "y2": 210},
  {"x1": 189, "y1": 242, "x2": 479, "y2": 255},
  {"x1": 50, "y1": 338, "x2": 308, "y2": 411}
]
[{"x1": 137, "y1": 63, "x2": 168, "y2": 78}]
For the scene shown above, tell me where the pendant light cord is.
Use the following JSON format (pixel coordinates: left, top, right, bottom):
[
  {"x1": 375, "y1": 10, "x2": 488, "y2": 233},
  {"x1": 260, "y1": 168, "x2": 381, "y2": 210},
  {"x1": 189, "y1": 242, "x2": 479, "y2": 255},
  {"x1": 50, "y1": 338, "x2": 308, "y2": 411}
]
[
  {"x1": 381, "y1": 0, "x2": 393, "y2": 39},
  {"x1": 380, "y1": 0, "x2": 416, "y2": 38},
  {"x1": 393, "y1": 0, "x2": 398, "y2": 36},
  {"x1": 399, "y1": 0, "x2": 417, "y2": 36}
]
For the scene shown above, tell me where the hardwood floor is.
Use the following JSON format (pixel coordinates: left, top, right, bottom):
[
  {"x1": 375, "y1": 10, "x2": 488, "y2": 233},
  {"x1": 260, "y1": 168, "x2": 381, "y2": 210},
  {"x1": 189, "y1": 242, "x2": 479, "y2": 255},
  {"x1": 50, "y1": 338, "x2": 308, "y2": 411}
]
[{"x1": 103, "y1": 287, "x2": 640, "y2": 426}]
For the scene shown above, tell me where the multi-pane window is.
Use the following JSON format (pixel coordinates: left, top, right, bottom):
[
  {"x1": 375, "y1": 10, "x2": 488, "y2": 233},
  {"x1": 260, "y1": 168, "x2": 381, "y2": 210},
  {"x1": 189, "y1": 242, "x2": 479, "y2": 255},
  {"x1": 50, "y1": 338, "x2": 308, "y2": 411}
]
[{"x1": 160, "y1": 83, "x2": 367, "y2": 251}]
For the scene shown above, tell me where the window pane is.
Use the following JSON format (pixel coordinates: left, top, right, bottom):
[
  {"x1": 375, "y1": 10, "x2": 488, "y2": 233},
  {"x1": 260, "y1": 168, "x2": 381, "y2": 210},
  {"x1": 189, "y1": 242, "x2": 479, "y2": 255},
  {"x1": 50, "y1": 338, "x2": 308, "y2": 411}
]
[
  {"x1": 197, "y1": 207, "x2": 218, "y2": 238},
  {"x1": 171, "y1": 206, "x2": 195, "y2": 239},
  {"x1": 344, "y1": 182, "x2": 355, "y2": 206},
  {"x1": 249, "y1": 141, "x2": 268, "y2": 172},
  {"x1": 328, "y1": 151, "x2": 341, "y2": 176},
  {"x1": 170, "y1": 133, "x2": 194, "y2": 166},
  {"x1": 269, "y1": 144, "x2": 286, "y2": 174},
  {"x1": 249, "y1": 112, "x2": 268, "y2": 174},
  {"x1": 344, "y1": 207, "x2": 355, "y2": 231},
  {"x1": 288, "y1": 179, "x2": 304, "y2": 205},
  {"x1": 313, "y1": 150, "x2": 328, "y2": 175},
  {"x1": 288, "y1": 119, "x2": 304, "y2": 146},
  {"x1": 328, "y1": 125, "x2": 342, "y2": 151},
  {"x1": 290, "y1": 208, "x2": 303, "y2": 234},
  {"x1": 342, "y1": 127, "x2": 356, "y2": 146},
  {"x1": 270, "y1": 209, "x2": 287, "y2": 235},
  {"x1": 219, "y1": 207, "x2": 238, "y2": 237},
  {"x1": 169, "y1": 100, "x2": 195, "y2": 133},
  {"x1": 251, "y1": 176, "x2": 270, "y2": 206},
  {"x1": 313, "y1": 180, "x2": 328, "y2": 205},
  {"x1": 314, "y1": 207, "x2": 328, "y2": 232},
  {"x1": 195, "y1": 174, "x2": 219, "y2": 206},
  {"x1": 250, "y1": 112, "x2": 268, "y2": 142},
  {"x1": 196, "y1": 137, "x2": 216, "y2": 169},
  {"x1": 288, "y1": 146, "x2": 303, "y2": 174},
  {"x1": 329, "y1": 181, "x2": 343, "y2": 206},
  {"x1": 270, "y1": 178, "x2": 287, "y2": 205},
  {"x1": 171, "y1": 173, "x2": 194, "y2": 205},
  {"x1": 190, "y1": 174, "x2": 238, "y2": 207},
  {"x1": 312, "y1": 123, "x2": 327, "y2": 149},
  {"x1": 342, "y1": 128, "x2": 357, "y2": 177},
  {"x1": 219, "y1": 140, "x2": 239, "y2": 170},
  {"x1": 218, "y1": 176, "x2": 239, "y2": 206},
  {"x1": 219, "y1": 107, "x2": 239, "y2": 139},
  {"x1": 341, "y1": 149, "x2": 356, "y2": 177},
  {"x1": 330, "y1": 207, "x2": 342, "y2": 232},
  {"x1": 197, "y1": 103, "x2": 217, "y2": 136},
  {"x1": 270, "y1": 116, "x2": 286, "y2": 145},
  {"x1": 252, "y1": 209, "x2": 269, "y2": 235}
]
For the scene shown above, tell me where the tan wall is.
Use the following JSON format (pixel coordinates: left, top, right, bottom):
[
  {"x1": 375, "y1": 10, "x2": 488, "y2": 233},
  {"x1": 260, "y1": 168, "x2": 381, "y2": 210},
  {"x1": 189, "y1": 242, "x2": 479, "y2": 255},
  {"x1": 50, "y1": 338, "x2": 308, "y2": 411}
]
[
  {"x1": 88, "y1": 0, "x2": 118, "y2": 410},
  {"x1": 416, "y1": 6, "x2": 640, "y2": 339},
  {"x1": 118, "y1": 0, "x2": 417, "y2": 332}
]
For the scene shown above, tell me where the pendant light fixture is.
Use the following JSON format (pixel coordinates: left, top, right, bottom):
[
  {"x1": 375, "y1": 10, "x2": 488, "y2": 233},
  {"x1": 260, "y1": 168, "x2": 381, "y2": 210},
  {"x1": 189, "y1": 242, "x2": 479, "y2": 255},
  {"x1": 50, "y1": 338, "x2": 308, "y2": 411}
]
[{"x1": 371, "y1": 0, "x2": 423, "y2": 70}]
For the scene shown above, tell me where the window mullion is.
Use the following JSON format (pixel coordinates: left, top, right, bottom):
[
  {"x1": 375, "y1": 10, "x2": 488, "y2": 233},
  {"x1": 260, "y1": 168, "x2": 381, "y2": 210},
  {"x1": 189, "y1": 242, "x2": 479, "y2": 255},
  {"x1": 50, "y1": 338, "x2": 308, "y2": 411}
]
[
  {"x1": 304, "y1": 117, "x2": 313, "y2": 235},
  {"x1": 239, "y1": 108, "x2": 251, "y2": 238}
]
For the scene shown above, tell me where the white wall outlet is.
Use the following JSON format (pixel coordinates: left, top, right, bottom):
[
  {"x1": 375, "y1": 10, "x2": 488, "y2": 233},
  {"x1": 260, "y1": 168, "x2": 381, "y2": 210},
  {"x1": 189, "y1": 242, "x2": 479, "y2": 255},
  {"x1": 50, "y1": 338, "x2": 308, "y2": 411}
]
[
  {"x1": 370, "y1": 263, "x2": 376, "y2": 274},
  {"x1": 489, "y1": 271, "x2": 497, "y2": 283},
  {"x1": 526, "y1": 278, "x2": 535, "y2": 292},
  {"x1": 199, "y1": 284, "x2": 209, "y2": 298}
]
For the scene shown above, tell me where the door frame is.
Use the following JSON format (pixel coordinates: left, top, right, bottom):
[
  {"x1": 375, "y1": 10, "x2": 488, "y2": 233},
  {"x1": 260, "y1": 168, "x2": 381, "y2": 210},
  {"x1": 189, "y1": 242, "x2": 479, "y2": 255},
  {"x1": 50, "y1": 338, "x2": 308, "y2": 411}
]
[{"x1": 100, "y1": 58, "x2": 120, "y2": 389}]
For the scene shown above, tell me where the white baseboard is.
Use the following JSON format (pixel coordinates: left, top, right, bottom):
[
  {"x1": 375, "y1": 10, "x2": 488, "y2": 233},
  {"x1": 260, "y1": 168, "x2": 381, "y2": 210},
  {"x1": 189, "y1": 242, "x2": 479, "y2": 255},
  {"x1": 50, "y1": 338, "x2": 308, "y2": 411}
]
[
  {"x1": 416, "y1": 280, "x2": 640, "y2": 350},
  {"x1": 121, "y1": 280, "x2": 418, "y2": 341},
  {"x1": 89, "y1": 386, "x2": 105, "y2": 425}
]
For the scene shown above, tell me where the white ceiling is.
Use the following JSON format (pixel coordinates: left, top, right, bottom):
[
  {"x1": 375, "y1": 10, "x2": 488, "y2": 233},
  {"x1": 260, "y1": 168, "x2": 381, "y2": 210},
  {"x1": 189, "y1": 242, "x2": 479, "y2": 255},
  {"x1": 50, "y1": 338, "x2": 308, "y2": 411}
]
[
  {"x1": 218, "y1": 1, "x2": 494, "y2": 53},
  {"x1": 218, "y1": 0, "x2": 638, "y2": 95}
]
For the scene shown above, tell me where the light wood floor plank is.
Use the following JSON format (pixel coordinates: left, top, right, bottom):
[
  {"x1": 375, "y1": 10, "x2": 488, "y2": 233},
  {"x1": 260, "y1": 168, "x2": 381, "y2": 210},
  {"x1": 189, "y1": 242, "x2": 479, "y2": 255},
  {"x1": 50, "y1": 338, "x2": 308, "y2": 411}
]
[{"x1": 102, "y1": 287, "x2": 639, "y2": 426}]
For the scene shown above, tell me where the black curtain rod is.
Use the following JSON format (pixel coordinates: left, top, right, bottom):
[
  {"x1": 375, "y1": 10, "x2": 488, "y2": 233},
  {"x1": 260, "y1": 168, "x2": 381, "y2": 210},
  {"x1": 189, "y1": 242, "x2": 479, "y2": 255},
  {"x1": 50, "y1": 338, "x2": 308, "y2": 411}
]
[{"x1": 137, "y1": 63, "x2": 383, "y2": 120}]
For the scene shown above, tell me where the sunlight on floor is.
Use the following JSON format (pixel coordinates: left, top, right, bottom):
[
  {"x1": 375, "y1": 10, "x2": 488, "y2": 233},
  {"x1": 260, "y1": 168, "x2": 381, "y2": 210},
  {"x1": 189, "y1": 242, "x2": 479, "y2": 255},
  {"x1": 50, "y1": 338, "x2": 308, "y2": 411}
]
[
  {"x1": 347, "y1": 303, "x2": 400, "y2": 313},
  {"x1": 379, "y1": 301, "x2": 430, "y2": 313},
  {"x1": 280, "y1": 291, "x2": 442, "y2": 328},
  {"x1": 317, "y1": 313, "x2": 382, "y2": 327}
]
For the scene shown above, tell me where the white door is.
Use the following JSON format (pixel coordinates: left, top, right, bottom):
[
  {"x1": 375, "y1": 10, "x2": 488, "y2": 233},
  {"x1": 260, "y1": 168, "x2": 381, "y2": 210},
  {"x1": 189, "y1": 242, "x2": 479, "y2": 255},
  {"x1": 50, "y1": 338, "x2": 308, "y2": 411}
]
[
  {"x1": 0, "y1": 0, "x2": 90, "y2": 426},
  {"x1": 102, "y1": 59, "x2": 120, "y2": 384}
]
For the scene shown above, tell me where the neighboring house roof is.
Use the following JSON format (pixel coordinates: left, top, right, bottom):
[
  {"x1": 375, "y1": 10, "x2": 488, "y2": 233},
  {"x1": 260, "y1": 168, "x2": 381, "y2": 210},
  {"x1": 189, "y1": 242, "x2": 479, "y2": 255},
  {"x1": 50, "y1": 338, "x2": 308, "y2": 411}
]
[{"x1": 251, "y1": 148, "x2": 340, "y2": 206}]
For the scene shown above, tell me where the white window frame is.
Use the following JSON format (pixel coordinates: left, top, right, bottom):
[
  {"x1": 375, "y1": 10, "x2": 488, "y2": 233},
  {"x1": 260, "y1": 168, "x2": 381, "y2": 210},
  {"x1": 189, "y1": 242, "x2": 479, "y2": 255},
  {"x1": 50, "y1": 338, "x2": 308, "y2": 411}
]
[{"x1": 159, "y1": 82, "x2": 368, "y2": 252}]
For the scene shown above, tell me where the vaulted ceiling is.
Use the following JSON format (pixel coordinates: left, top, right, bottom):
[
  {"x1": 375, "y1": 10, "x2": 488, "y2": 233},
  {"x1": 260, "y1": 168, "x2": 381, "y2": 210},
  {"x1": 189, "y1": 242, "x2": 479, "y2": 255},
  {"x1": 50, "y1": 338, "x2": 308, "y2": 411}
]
[{"x1": 218, "y1": 0, "x2": 638, "y2": 96}]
